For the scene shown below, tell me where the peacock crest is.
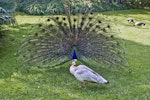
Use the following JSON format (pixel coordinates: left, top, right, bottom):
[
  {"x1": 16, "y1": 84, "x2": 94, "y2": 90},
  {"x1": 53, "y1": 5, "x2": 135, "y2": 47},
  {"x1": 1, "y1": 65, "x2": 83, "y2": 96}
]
[{"x1": 17, "y1": 0, "x2": 128, "y2": 68}]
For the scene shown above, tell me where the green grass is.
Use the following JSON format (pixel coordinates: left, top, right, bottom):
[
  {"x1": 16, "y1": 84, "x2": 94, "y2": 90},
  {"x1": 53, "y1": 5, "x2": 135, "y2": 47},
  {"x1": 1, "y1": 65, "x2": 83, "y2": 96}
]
[{"x1": 0, "y1": 9, "x2": 150, "y2": 100}]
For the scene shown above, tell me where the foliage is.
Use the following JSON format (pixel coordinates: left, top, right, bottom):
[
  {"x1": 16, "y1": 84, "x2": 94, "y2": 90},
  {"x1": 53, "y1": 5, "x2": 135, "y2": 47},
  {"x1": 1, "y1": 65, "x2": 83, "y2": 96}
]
[
  {"x1": 0, "y1": 1, "x2": 16, "y2": 46},
  {"x1": 92, "y1": 2, "x2": 131, "y2": 12},
  {"x1": 126, "y1": 0, "x2": 150, "y2": 9},
  {"x1": 18, "y1": 0, "x2": 131, "y2": 15},
  {"x1": 18, "y1": 1, "x2": 64, "y2": 15}
]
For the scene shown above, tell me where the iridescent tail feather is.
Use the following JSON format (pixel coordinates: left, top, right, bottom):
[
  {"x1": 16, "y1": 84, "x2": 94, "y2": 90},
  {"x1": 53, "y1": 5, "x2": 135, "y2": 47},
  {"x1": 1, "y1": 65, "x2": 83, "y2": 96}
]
[{"x1": 17, "y1": 0, "x2": 128, "y2": 68}]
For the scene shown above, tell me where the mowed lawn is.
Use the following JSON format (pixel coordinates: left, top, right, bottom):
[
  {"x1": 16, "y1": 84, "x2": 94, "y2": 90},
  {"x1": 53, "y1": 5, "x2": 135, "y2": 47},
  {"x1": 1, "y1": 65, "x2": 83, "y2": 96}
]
[{"x1": 0, "y1": 9, "x2": 150, "y2": 100}]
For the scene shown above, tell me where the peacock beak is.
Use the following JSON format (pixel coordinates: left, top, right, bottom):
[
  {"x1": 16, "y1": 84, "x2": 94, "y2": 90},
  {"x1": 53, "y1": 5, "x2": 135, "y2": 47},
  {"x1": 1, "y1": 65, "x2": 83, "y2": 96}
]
[{"x1": 104, "y1": 81, "x2": 109, "y2": 84}]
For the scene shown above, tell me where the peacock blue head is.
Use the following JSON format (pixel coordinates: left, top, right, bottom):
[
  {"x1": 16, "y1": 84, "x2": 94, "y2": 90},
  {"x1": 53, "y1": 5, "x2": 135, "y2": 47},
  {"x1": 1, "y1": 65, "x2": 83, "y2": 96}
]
[{"x1": 72, "y1": 45, "x2": 77, "y2": 59}]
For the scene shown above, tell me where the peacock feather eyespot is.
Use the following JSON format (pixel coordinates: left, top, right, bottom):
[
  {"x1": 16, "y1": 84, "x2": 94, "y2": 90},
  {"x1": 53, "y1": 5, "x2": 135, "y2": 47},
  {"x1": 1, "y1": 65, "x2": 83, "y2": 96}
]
[
  {"x1": 64, "y1": 23, "x2": 67, "y2": 26},
  {"x1": 89, "y1": 17, "x2": 92, "y2": 20},
  {"x1": 45, "y1": 33, "x2": 49, "y2": 36},
  {"x1": 41, "y1": 29, "x2": 45, "y2": 32},
  {"x1": 73, "y1": 18, "x2": 76, "y2": 22},
  {"x1": 47, "y1": 18, "x2": 50, "y2": 22},
  {"x1": 110, "y1": 35, "x2": 114, "y2": 38},
  {"x1": 48, "y1": 24, "x2": 53, "y2": 28},
  {"x1": 72, "y1": 13, "x2": 75, "y2": 15},
  {"x1": 89, "y1": 23, "x2": 93, "y2": 27},
  {"x1": 117, "y1": 52, "x2": 121, "y2": 55},
  {"x1": 92, "y1": 29, "x2": 95, "y2": 32},
  {"x1": 62, "y1": 17, "x2": 66, "y2": 21},
  {"x1": 56, "y1": 17, "x2": 59, "y2": 20},
  {"x1": 86, "y1": 28, "x2": 89, "y2": 31},
  {"x1": 58, "y1": 22, "x2": 62, "y2": 25},
  {"x1": 96, "y1": 25, "x2": 100, "y2": 28},
  {"x1": 99, "y1": 34, "x2": 103, "y2": 37},
  {"x1": 116, "y1": 42, "x2": 120, "y2": 46},
  {"x1": 82, "y1": 17, "x2": 85, "y2": 20},
  {"x1": 102, "y1": 28, "x2": 106, "y2": 32},
  {"x1": 98, "y1": 20, "x2": 101, "y2": 23},
  {"x1": 105, "y1": 37, "x2": 108, "y2": 40},
  {"x1": 80, "y1": 22, "x2": 84, "y2": 26},
  {"x1": 34, "y1": 33, "x2": 38, "y2": 36},
  {"x1": 111, "y1": 45, "x2": 115, "y2": 47},
  {"x1": 107, "y1": 24, "x2": 110, "y2": 28},
  {"x1": 38, "y1": 24, "x2": 42, "y2": 27}
]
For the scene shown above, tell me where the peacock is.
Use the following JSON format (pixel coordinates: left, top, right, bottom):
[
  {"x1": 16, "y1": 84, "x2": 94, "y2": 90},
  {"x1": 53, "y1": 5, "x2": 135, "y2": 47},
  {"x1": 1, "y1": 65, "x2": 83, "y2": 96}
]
[{"x1": 17, "y1": 0, "x2": 128, "y2": 69}]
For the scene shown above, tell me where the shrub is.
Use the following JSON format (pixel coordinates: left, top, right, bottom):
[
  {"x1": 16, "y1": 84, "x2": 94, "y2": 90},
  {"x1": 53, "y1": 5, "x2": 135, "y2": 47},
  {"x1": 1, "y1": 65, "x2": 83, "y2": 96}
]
[
  {"x1": 18, "y1": 1, "x2": 131, "y2": 15},
  {"x1": 18, "y1": 1, "x2": 64, "y2": 15},
  {"x1": 126, "y1": 0, "x2": 150, "y2": 9},
  {"x1": 0, "y1": 1, "x2": 16, "y2": 47}
]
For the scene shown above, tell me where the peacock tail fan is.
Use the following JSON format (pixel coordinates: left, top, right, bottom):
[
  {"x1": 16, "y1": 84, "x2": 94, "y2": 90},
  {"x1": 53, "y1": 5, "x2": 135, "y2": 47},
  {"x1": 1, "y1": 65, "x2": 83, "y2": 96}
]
[{"x1": 17, "y1": 0, "x2": 128, "y2": 68}]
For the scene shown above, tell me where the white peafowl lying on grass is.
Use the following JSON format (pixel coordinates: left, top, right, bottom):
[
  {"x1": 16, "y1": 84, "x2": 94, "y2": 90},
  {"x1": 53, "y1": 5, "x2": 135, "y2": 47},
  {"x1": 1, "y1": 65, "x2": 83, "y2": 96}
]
[{"x1": 127, "y1": 18, "x2": 146, "y2": 26}]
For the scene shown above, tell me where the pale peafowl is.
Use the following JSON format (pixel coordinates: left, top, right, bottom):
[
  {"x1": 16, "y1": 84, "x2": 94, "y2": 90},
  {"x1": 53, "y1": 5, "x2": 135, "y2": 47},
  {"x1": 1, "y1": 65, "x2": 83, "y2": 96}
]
[
  {"x1": 70, "y1": 59, "x2": 109, "y2": 84},
  {"x1": 127, "y1": 18, "x2": 146, "y2": 26},
  {"x1": 17, "y1": 0, "x2": 128, "y2": 69}
]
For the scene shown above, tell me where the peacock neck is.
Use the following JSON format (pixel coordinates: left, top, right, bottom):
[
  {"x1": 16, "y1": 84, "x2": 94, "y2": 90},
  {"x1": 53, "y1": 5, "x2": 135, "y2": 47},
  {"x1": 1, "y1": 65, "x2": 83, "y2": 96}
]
[
  {"x1": 70, "y1": 64, "x2": 76, "y2": 75},
  {"x1": 72, "y1": 45, "x2": 77, "y2": 60}
]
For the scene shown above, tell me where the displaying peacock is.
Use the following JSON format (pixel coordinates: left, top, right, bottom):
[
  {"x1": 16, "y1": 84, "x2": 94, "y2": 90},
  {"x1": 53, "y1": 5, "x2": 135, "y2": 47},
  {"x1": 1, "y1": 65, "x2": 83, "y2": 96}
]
[{"x1": 17, "y1": 0, "x2": 128, "y2": 69}]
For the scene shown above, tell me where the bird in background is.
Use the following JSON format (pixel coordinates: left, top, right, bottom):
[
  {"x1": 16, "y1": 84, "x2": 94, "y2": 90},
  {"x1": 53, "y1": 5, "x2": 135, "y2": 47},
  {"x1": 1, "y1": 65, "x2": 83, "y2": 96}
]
[
  {"x1": 127, "y1": 18, "x2": 134, "y2": 23},
  {"x1": 18, "y1": 0, "x2": 128, "y2": 69},
  {"x1": 127, "y1": 18, "x2": 146, "y2": 26}
]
